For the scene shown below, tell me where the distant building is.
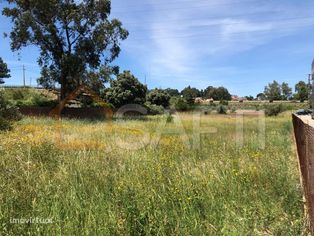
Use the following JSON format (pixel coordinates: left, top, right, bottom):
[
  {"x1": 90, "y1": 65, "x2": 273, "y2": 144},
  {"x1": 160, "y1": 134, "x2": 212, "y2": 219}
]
[
  {"x1": 232, "y1": 95, "x2": 247, "y2": 102},
  {"x1": 195, "y1": 97, "x2": 203, "y2": 104},
  {"x1": 231, "y1": 95, "x2": 239, "y2": 101},
  {"x1": 194, "y1": 97, "x2": 214, "y2": 104}
]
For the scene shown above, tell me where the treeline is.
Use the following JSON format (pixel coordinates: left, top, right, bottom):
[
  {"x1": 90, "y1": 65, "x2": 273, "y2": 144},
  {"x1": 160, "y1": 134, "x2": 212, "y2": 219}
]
[
  {"x1": 258, "y1": 80, "x2": 310, "y2": 102},
  {"x1": 0, "y1": 56, "x2": 310, "y2": 113},
  {"x1": 102, "y1": 71, "x2": 232, "y2": 112}
]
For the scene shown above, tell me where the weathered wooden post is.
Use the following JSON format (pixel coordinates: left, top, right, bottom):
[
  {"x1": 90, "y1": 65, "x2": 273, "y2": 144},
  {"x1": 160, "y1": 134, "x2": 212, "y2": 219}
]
[
  {"x1": 292, "y1": 59, "x2": 314, "y2": 234},
  {"x1": 293, "y1": 114, "x2": 314, "y2": 234},
  {"x1": 311, "y1": 59, "x2": 314, "y2": 119}
]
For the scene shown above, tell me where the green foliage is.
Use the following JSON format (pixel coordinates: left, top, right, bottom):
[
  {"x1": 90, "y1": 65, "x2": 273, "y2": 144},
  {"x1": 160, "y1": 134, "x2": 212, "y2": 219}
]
[
  {"x1": 81, "y1": 66, "x2": 120, "y2": 95},
  {"x1": 164, "y1": 88, "x2": 180, "y2": 97},
  {"x1": 0, "y1": 57, "x2": 10, "y2": 84},
  {"x1": 105, "y1": 71, "x2": 147, "y2": 108},
  {"x1": 3, "y1": 0, "x2": 128, "y2": 98},
  {"x1": 10, "y1": 88, "x2": 27, "y2": 100},
  {"x1": 170, "y1": 97, "x2": 190, "y2": 111},
  {"x1": 219, "y1": 100, "x2": 229, "y2": 106},
  {"x1": 281, "y1": 82, "x2": 292, "y2": 100},
  {"x1": 204, "y1": 86, "x2": 214, "y2": 98},
  {"x1": 255, "y1": 104, "x2": 261, "y2": 111},
  {"x1": 264, "y1": 104, "x2": 284, "y2": 116},
  {"x1": 181, "y1": 86, "x2": 201, "y2": 105},
  {"x1": 166, "y1": 113, "x2": 173, "y2": 123},
  {"x1": 264, "y1": 80, "x2": 282, "y2": 101},
  {"x1": 256, "y1": 93, "x2": 266, "y2": 101},
  {"x1": 146, "y1": 89, "x2": 171, "y2": 108},
  {"x1": 213, "y1": 87, "x2": 232, "y2": 101},
  {"x1": 3, "y1": 88, "x2": 57, "y2": 107},
  {"x1": 230, "y1": 106, "x2": 237, "y2": 113},
  {"x1": 0, "y1": 92, "x2": 21, "y2": 130},
  {"x1": 245, "y1": 95, "x2": 254, "y2": 101},
  {"x1": 217, "y1": 105, "x2": 227, "y2": 114},
  {"x1": 263, "y1": 81, "x2": 293, "y2": 101},
  {"x1": 204, "y1": 86, "x2": 231, "y2": 101},
  {"x1": 31, "y1": 93, "x2": 58, "y2": 107},
  {"x1": 294, "y1": 81, "x2": 309, "y2": 102},
  {"x1": 0, "y1": 117, "x2": 12, "y2": 131},
  {"x1": 144, "y1": 102, "x2": 164, "y2": 115}
]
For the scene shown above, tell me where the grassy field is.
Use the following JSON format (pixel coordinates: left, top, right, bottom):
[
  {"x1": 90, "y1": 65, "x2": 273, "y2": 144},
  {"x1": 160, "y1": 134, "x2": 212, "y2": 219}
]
[{"x1": 0, "y1": 112, "x2": 307, "y2": 235}]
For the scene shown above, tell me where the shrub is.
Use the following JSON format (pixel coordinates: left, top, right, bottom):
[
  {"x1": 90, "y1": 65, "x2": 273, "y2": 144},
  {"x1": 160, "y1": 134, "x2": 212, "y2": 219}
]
[
  {"x1": 255, "y1": 104, "x2": 261, "y2": 111},
  {"x1": 220, "y1": 100, "x2": 229, "y2": 106},
  {"x1": 10, "y1": 88, "x2": 30, "y2": 100},
  {"x1": 0, "y1": 117, "x2": 12, "y2": 131},
  {"x1": 166, "y1": 113, "x2": 173, "y2": 123},
  {"x1": 145, "y1": 102, "x2": 164, "y2": 115},
  {"x1": 203, "y1": 108, "x2": 212, "y2": 115},
  {"x1": 231, "y1": 106, "x2": 237, "y2": 113},
  {"x1": 217, "y1": 105, "x2": 227, "y2": 114},
  {"x1": 0, "y1": 92, "x2": 21, "y2": 130},
  {"x1": 31, "y1": 93, "x2": 58, "y2": 107},
  {"x1": 4, "y1": 88, "x2": 57, "y2": 107},
  {"x1": 209, "y1": 102, "x2": 217, "y2": 107},
  {"x1": 170, "y1": 97, "x2": 190, "y2": 111},
  {"x1": 264, "y1": 104, "x2": 284, "y2": 116}
]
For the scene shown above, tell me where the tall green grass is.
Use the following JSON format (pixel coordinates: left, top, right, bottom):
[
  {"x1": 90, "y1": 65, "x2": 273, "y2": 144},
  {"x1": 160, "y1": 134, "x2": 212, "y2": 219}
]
[{"x1": 0, "y1": 113, "x2": 307, "y2": 235}]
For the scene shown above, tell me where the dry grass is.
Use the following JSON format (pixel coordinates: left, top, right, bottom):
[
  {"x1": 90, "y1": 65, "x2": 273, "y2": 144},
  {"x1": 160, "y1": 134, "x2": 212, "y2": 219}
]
[{"x1": 0, "y1": 112, "x2": 308, "y2": 235}]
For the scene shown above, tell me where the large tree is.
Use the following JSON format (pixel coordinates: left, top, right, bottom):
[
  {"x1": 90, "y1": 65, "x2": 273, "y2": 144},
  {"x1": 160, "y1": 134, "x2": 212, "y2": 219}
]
[
  {"x1": 204, "y1": 86, "x2": 214, "y2": 99},
  {"x1": 210, "y1": 87, "x2": 232, "y2": 101},
  {"x1": 281, "y1": 82, "x2": 292, "y2": 100},
  {"x1": 104, "y1": 71, "x2": 147, "y2": 108},
  {"x1": 0, "y1": 57, "x2": 10, "y2": 84},
  {"x1": 181, "y1": 86, "x2": 201, "y2": 104},
  {"x1": 295, "y1": 81, "x2": 309, "y2": 102},
  {"x1": 203, "y1": 86, "x2": 231, "y2": 101},
  {"x1": 164, "y1": 88, "x2": 180, "y2": 97},
  {"x1": 3, "y1": 0, "x2": 128, "y2": 99},
  {"x1": 146, "y1": 89, "x2": 171, "y2": 108},
  {"x1": 264, "y1": 80, "x2": 282, "y2": 101}
]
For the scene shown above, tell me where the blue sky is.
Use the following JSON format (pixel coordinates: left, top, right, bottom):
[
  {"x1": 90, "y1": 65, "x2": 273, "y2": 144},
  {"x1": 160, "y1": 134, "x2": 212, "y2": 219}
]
[{"x1": 1, "y1": 0, "x2": 314, "y2": 96}]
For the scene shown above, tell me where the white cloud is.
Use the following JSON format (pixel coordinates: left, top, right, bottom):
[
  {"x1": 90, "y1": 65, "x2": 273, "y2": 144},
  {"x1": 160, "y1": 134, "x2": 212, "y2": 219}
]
[{"x1": 112, "y1": 0, "x2": 314, "y2": 90}]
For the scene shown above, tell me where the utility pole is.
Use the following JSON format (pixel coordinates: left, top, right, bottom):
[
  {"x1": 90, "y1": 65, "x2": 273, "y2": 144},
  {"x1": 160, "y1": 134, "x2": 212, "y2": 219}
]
[{"x1": 22, "y1": 65, "x2": 26, "y2": 87}]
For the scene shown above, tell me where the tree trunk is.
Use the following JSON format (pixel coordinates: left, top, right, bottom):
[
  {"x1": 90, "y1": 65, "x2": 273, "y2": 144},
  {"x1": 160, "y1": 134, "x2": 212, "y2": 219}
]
[{"x1": 60, "y1": 75, "x2": 66, "y2": 101}]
